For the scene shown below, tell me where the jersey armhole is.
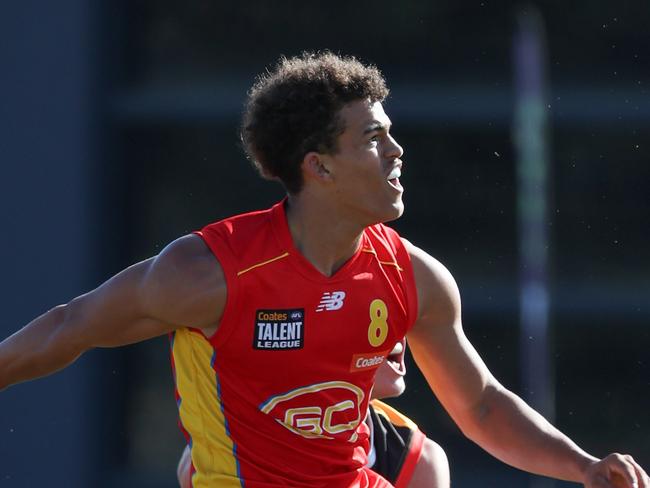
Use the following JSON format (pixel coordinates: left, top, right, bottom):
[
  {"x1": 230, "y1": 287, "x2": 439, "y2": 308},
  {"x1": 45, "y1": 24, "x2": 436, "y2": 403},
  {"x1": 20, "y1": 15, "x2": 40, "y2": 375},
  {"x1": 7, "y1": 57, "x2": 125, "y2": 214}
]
[
  {"x1": 192, "y1": 229, "x2": 241, "y2": 348},
  {"x1": 371, "y1": 225, "x2": 419, "y2": 332},
  {"x1": 388, "y1": 230, "x2": 419, "y2": 331},
  {"x1": 401, "y1": 246, "x2": 419, "y2": 331}
]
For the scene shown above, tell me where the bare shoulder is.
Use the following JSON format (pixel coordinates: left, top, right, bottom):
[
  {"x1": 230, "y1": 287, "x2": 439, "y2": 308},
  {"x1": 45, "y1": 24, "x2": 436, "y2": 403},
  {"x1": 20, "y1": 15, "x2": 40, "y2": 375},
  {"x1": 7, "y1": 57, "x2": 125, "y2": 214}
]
[
  {"x1": 150, "y1": 234, "x2": 223, "y2": 284},
  {"x1": 402, "y1": 238, "x2": 461, "y2": 331},
  {"x1": 144, "y1": 234, "x2": 226, "y2": 330}
]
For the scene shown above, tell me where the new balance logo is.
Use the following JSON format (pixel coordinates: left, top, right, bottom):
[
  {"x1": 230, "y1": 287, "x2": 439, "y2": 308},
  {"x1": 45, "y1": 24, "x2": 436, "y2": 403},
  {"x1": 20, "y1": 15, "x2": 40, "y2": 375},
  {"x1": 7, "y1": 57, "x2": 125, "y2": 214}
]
[{"x1": 316, "y1": 291, "x2": 346, "y2": 312}]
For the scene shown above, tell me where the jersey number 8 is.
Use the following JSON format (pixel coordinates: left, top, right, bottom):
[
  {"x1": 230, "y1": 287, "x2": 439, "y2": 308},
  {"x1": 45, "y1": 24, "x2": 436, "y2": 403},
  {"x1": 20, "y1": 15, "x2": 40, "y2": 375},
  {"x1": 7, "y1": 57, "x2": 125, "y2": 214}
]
[{"x1": 367, "y1": 299, "x2": 388, "y2": 347}]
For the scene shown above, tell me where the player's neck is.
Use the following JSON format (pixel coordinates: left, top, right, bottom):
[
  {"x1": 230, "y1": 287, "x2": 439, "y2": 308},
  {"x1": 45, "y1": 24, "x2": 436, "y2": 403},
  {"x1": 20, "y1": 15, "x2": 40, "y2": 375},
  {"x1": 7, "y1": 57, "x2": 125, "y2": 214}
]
[{"x1": 285, "y1": 194, "x2": 365, "y2": 278}]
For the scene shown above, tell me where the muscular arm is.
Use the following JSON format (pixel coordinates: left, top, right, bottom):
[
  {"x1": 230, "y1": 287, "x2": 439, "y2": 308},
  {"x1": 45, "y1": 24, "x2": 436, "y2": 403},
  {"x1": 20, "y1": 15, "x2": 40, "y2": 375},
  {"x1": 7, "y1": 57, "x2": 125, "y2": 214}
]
[
  {"x1": 405, "y1": 241, "x2": 647, "y2": 488},
  {"x1": 0, "y1": 234, "x2": 225, "y2": 390}
]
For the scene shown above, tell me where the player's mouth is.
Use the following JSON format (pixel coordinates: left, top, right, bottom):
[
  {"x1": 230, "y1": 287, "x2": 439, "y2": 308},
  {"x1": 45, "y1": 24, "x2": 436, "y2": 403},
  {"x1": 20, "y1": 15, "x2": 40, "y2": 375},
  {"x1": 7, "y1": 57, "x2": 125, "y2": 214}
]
[
  {"x1": 386, "y1": 339, "x2": 406, "y2": 376},
  {"x1": 386, "y1": 163, "x2": 403, "y2": 192}
]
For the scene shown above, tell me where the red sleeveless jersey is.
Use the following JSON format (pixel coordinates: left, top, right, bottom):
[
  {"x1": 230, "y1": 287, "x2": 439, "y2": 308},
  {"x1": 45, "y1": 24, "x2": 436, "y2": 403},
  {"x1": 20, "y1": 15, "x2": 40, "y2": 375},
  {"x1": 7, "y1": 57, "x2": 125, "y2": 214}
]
[{"x1": 170, "y1": 200, "x2": 418, "y2": 488}]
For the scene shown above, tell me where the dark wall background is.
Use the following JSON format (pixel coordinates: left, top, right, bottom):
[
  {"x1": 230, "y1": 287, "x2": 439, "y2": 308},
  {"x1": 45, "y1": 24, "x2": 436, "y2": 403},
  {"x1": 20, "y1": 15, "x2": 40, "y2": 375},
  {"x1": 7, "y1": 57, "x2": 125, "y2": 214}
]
[{"x1": 1, "y1": 1, "x2": 648, "y2": 487}]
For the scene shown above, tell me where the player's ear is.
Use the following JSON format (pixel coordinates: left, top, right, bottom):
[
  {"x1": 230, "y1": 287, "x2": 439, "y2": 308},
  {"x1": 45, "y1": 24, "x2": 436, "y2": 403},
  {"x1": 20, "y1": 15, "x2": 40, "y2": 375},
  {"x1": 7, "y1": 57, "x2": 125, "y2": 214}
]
[{"x1": 302, "y1": 152, "x2": 333, "y2": 183}]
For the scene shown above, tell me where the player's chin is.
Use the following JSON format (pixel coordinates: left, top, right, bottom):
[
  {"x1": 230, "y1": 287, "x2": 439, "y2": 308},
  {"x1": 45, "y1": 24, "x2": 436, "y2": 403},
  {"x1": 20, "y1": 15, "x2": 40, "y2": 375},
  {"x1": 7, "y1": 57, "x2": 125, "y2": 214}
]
[
  {"x1": 380, "y1": 199, "x2": 405, "y2": 223},
  {"x1": 392, "y1": 198, "x2": 405, "y2": 216}
]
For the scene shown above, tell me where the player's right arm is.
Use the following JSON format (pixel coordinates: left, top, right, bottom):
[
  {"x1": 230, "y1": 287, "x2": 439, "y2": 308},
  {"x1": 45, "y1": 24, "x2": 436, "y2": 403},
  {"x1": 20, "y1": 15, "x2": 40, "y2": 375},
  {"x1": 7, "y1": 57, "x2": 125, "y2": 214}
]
[
  {"x1": 404, "y1": 240, "x2": 648, "y2": 488},
  {"x1": 0, "y1": 234, "x2": 225, "y2": 391}
]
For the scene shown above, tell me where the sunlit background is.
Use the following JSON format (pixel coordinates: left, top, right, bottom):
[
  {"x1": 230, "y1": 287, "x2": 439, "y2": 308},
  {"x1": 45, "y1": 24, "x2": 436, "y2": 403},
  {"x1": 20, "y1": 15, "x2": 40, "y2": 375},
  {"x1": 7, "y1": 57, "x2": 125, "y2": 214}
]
[{"x1": 1, "y1": 2, "x2": 648, "y2": 487}]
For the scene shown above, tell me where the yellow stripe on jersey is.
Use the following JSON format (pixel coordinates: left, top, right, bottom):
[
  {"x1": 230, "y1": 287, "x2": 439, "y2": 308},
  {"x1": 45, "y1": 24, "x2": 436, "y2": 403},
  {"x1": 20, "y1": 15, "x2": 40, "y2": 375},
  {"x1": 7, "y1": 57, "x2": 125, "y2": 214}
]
[
  {"x1": 172, "y1": 328, "x2": 243, "y2": 488},
  {"x1": 361, "y1": 248, "x2": 404, "y2": 271},
  {"x1": 378, "y1": 261, "x2": 403, "y2": 271},
  {"x1": 237, "y1": 252, "x2": 290, "y2": 276},
  {"x1": 369, "y1": 399, "x2": 419, "y2": 431}
]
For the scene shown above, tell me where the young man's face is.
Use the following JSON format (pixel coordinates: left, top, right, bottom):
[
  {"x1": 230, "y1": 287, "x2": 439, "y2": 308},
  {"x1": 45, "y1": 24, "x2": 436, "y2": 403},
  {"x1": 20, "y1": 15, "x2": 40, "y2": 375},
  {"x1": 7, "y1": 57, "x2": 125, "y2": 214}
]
[{"x1": 320, "y1": 99, "x2": 405, "y2": 225}]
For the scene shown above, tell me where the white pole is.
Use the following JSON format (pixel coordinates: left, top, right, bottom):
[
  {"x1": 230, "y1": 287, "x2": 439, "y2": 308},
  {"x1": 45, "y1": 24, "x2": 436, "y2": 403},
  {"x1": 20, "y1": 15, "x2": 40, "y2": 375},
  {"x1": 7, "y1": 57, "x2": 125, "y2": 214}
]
[{"x1": 513, "y1": 6, "x2": 555, "y2": 487}]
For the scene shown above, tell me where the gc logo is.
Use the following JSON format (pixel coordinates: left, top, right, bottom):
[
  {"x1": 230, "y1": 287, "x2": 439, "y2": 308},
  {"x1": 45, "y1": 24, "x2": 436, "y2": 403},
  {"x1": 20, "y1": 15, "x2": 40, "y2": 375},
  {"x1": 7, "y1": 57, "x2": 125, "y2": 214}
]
[{"x1": 259, "y1": 381, "x2": 365, "y2": 442}]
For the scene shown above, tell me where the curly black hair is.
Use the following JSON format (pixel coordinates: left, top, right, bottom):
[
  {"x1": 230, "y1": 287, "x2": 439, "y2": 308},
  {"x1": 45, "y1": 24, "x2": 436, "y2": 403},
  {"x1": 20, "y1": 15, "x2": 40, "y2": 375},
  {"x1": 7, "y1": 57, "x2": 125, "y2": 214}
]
[{"x1": 241, "y1": 52, "x2": 389, "y2": 194}]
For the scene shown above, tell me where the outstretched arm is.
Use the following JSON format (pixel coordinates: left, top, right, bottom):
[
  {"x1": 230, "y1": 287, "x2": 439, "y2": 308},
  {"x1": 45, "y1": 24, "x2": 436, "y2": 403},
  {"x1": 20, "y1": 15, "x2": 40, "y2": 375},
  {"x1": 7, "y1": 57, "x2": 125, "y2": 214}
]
[
  {"x1": 0, "y1": 234, "x2": 225, "y2": 391},
  {"x1": 404, "y1": 241, "x2": 648, "y2": 488}
]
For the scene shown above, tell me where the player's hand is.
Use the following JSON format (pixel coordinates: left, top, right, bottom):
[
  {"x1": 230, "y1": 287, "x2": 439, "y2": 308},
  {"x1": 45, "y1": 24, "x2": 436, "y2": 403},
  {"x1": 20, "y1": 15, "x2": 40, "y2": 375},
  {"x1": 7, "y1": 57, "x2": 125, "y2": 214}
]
[{"x1": 583, "y1": 453, "x2": 649, "y2": 488}]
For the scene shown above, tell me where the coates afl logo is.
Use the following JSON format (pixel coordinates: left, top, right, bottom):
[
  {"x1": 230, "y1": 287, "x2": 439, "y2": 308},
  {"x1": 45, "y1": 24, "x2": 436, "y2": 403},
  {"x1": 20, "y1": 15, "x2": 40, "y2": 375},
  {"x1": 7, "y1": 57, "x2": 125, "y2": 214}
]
[{"x1": 259, "y1": 381, "x2": 365, "y2": 442}]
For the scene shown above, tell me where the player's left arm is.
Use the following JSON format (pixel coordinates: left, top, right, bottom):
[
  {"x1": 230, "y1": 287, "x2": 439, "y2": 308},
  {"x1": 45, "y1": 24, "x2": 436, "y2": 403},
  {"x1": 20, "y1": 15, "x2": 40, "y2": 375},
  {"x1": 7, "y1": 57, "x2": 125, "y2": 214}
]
[{"x1": 404, "y1": 240, "x2": 648, "y2": 488}]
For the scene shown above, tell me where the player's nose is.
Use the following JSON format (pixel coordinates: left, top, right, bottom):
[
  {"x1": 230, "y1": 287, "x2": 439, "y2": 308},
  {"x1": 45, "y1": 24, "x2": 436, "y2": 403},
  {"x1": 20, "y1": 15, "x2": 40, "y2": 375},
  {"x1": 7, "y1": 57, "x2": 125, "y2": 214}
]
[{"x1": 384, "y1": 133, "x2": 404, "y2": 160}]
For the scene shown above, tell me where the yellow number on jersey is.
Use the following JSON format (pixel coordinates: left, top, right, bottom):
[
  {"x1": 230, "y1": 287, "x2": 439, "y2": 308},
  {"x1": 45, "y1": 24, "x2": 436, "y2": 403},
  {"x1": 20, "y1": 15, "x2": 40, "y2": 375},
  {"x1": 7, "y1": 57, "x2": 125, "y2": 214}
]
[{"x1": 368, "y1": 299, "x2": 388, "y2": 347}]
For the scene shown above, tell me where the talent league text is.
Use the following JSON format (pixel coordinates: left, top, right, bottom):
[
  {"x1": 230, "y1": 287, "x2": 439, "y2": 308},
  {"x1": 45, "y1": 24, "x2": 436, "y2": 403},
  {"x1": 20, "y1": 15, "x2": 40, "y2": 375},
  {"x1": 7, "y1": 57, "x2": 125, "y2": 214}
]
[{"x1": 254, "y1": 309, "x2": 304, "y2": 350}]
